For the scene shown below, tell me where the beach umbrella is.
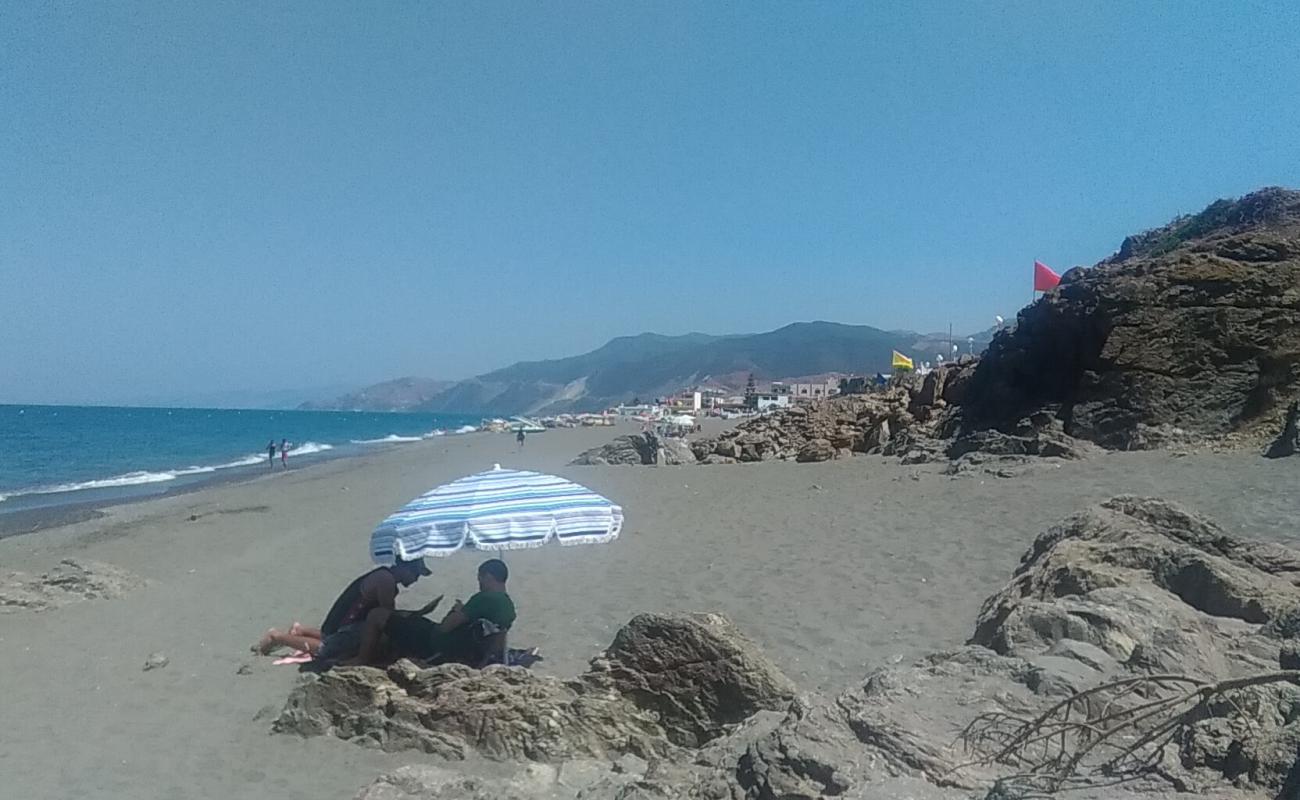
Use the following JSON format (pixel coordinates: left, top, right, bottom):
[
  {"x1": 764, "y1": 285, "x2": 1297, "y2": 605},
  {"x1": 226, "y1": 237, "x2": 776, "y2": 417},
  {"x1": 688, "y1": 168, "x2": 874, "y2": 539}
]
[{"x1": 370, "y1": 465, "x2": 623, "y2": 562}]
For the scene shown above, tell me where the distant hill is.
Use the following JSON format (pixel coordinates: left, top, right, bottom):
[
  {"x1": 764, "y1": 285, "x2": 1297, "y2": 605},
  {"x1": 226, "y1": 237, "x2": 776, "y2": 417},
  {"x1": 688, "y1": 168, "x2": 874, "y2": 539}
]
[
  {"x1": 304, "y1": 321, "x2": 995, "y2": 416},
  {"x1": 413, "y1": 321, "x2": 986, "y2": 415},
  {"x1": 299, "y1": 377, "x2": 454, "y2": 412}
]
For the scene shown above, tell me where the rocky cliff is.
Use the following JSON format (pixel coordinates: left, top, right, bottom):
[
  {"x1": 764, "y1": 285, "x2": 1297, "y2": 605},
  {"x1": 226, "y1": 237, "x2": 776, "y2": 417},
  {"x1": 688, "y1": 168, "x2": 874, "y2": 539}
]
[{"x1": 962, "y1": 187, "x2": 1300, "y2": 450}]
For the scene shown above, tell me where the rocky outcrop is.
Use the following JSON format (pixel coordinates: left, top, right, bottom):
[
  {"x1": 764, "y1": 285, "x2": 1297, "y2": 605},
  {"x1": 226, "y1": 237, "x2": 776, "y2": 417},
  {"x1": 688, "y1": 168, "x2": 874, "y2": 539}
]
[
  {"x1": 962, "y1": 187, "x2": 1300, "y2": 450},
  {"x1": 0, "y1": 559, "x2": 143, "y2": 612},
  {"x1": 340, "y1": 498, "x2": 1300, "y2": 800},
  {"x1": 571, "y1": 432, "x2": 693, "y2": 465},
  {"x1": 586, "y1": 613, "x2": 797, "y2": 748},
  {"x1": 736, "y1": 497, "x2": 1300, "y2": 799},
  {"x1": 278, "y1": 613, "x2": 794, "y2": 762},
  {"x1": 276, "y1": 659, "x2": 671, "y2": 761}
]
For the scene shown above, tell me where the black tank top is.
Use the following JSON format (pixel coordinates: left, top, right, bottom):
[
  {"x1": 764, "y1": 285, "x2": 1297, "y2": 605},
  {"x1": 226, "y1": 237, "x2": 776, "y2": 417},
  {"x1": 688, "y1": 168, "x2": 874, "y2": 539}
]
[{"x1": 320, "y1": 567, "x2": 391, "y2": 635}]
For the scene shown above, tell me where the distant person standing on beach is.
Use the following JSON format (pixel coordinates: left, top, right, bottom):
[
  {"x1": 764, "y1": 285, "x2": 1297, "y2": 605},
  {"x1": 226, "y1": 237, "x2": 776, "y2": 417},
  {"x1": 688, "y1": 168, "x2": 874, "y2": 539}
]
[
  {"x1": 280, "y1": 438, "x2": 289, "y2": 467},
  {"x1": 267, "y1": 440, "x2": 277, "y2": 470},
  {"x1": 516, "y1": 428, "x2": 526, "y2": 450}
]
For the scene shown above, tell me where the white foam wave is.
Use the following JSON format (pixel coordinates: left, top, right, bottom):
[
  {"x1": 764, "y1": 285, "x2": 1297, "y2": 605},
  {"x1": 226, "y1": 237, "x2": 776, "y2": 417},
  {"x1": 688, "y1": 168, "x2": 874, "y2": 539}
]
[
  {"x1": 351, "y1": 435, "x2": 423, "y2": 445},
  {"x1": 215, "y1": 454, "x2": 266, "y2": 469},
  {"x1": 12, "y1": 470, "x2": 181, "y2": 497},
  {"x1": 174, "y1": 465, "x2": 218, "y2": 476},
  {"x1": 422, "y1": 429, "x2": 446, "y2": 438},
  {"x1": 453, "y1": 425, "x2": 478, "y2": 434},
  {"x1": 0, "y1": 441, "x2": 339, "y2": 502}
]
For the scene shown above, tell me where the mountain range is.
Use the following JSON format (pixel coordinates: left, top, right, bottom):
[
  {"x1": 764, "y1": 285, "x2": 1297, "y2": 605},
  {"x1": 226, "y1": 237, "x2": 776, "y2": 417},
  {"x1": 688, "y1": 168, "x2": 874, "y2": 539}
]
[{"x1": 302, "y1": 321, "x2": 995, "y2": 415}]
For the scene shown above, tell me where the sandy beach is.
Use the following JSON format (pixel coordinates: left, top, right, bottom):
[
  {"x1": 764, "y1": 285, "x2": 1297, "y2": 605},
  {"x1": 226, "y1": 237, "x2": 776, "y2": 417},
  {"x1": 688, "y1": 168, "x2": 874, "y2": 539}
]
[{"x1": 1, "y1": 425, "x2": 1297, "y2": 799}]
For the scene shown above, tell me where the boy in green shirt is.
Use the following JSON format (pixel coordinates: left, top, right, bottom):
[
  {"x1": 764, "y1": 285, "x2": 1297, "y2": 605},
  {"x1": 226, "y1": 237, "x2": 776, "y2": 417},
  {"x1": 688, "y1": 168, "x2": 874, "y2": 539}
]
[{"x1": 388, "y1": 558, "x2": 515, "y2": 663}]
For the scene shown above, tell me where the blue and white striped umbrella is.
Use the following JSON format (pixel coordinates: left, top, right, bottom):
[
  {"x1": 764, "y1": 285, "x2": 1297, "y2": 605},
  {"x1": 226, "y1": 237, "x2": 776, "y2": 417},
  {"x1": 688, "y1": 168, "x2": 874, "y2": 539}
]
[{"x1": 370, "y1": 465, "x2": 623, "y2": 562}]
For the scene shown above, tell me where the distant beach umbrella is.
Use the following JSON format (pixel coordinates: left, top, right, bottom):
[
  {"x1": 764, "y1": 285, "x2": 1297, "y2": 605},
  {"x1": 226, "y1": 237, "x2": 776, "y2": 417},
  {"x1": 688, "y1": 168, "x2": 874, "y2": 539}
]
[{"x1": 370, "y1": 466, "x2": 622, "y2": 561}]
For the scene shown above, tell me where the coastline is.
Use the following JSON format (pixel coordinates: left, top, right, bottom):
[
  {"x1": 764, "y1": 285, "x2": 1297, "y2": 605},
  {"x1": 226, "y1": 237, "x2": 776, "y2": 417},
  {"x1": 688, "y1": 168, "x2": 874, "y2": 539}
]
[
  {"x1": 3, "y1": 423, "x2": 1298, "y2": 800},
  {"x1": 0, "y1": 437, "x2": 449, "y2": 543}
]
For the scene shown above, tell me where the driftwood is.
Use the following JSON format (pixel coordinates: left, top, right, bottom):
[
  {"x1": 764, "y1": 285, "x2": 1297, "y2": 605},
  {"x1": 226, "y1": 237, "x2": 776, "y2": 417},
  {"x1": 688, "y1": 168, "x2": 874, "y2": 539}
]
[{"x1": 953, "y1": 670, "x2": 1300, "y2": 794}]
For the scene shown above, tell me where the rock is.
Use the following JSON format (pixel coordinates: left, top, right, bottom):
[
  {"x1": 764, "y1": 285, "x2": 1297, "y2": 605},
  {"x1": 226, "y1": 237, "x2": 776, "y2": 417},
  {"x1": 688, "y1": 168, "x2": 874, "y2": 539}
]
[
  {"x1": 572, "y1": 432, "x2": 692, "y2": 466},
  {"x1": 276, "y1": 660, "x2": 671, "y2": 761},
  {"x1": 1263, "y1": 400, "x2": 1300, "y2": 458},
  {"x1": 961, "y1": 188, "x2": 1300, "y2": 450},
  {"x1": 795, "y1": 439, "x2": 834, "y2": 463},
  {"x1": 0, "y1": 559, "x2": 144, "y2": 613},
  {"x1": 861, "y1": 419, "x2": 890, "y2": 453},
  {"x1": 278, "y1": 612, "x2": 794, "y2": 758},
  {"x1": 143, "y1": 652, "x2": 169, "y2": 671},
  {"x1": 354, "y1": 762, "x2": 609, "y2": 800},
  {"x1": 588, "y1": 613, "x2": 797, "y2": 748}
]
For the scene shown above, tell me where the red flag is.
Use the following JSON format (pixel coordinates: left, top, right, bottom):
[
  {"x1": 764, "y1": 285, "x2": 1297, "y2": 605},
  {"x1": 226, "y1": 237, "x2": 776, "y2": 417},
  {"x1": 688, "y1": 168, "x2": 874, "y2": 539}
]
[{"x1": 1034, "y1": 260, "x2": 1061, "y2": 291}]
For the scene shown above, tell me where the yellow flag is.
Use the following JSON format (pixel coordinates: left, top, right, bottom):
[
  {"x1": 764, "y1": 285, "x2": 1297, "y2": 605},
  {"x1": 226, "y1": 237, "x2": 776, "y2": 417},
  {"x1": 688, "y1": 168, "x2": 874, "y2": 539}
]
[{"x1": 891, "y1": 350, "x2": 913, "y2": 370}]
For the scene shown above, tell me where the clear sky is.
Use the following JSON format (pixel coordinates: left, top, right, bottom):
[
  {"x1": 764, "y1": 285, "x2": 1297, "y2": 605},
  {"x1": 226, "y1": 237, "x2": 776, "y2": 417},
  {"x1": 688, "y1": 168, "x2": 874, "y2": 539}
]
[{"x1": 3, "y1": 2, "x2": 1299, "y2": 405}]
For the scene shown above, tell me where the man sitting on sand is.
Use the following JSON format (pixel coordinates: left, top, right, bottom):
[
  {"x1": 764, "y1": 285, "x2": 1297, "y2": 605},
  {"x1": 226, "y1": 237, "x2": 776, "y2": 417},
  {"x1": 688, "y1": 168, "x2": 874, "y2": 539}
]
[
  {"x1": 252, "y1": 556, "x2": 432, "y2": 658},
  {"x1": 347, "y1": 558, "x2": 516, "y2": 666}
]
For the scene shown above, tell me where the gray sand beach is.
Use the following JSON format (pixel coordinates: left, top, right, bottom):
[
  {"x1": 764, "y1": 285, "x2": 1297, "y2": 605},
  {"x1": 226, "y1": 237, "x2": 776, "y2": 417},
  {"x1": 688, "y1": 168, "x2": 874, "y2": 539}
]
[{"x1": 1, "y1": 426, "x2": 1296, "y2": 799}]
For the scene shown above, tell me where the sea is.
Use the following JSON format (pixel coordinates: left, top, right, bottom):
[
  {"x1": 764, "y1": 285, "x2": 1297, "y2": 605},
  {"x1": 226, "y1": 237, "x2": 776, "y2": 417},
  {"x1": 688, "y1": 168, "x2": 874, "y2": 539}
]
[{"x1": 0, "y1": 405, "x2": 482, "y2": 515}]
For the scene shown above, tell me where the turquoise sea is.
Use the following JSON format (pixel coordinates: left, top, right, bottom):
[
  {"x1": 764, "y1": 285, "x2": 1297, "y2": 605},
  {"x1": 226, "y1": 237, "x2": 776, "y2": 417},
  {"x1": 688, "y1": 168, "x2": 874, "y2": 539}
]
[{"x1": 0, "y1": 405, "x2": 481, "y2": 513}]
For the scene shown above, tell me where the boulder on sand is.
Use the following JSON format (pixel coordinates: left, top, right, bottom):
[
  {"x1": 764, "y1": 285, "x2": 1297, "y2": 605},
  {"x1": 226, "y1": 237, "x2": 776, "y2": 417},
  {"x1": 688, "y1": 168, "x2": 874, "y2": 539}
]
[
  {"x1": 571, "y1": 432, "x2": 693, "y2": 466},
  {"x1": 795, "y1": 438, "x2": 834, "y2": 462},
  {"x1": 276, "y1": 612, "x2": 795, "y2": 759},
  {"x1": 586, "y1": 612, "x2": 797, "y2": 748}
]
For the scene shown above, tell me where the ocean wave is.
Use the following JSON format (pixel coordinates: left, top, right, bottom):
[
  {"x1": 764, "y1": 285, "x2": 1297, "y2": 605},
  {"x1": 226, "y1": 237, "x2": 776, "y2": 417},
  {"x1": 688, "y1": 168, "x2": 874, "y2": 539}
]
[
  {"x1": 452, "y1": 425, "x2": 478, "y2": 434},
  {"x1": 351, "y1": 435, "x2": 423, "y2": 444},
  {"x1": 5, "y1": 470, "x2": 182, "y2": 498},
  {"x1": 215, "y1": 454, "x2": 267, "y2": 469},
  {"x1": 422, "y1": 429, "x2": 446, "y2": 438},
  {"x1": 0, "y1": 441, "x2": 338, "y2": 502}
]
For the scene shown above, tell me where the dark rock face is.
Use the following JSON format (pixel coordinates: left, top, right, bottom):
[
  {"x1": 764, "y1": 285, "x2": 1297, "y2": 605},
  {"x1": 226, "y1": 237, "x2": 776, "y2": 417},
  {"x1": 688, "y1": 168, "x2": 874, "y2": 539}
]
[
  {"x1": 1263, "y1": 400, "x2": 1300, "y2": 458},
  {"x1": 962, "y1": 188, "x2": 1300, "y2": 450}
]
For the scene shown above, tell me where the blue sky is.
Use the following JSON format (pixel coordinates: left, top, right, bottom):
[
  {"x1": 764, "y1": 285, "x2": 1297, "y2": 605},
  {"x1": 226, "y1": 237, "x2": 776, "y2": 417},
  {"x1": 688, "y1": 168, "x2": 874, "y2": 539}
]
[{"x1": 3, "y1": 2, "x2": 1298, "y2": 404}]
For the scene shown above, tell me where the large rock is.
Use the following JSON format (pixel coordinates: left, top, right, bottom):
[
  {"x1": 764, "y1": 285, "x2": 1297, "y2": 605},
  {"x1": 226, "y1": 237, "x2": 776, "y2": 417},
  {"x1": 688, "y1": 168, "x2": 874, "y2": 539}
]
[
  {"x1": 587, "y1": 612, "x2": 797, "y2": 748},
  {"x1": 961, "y1": 188, "x2": 1300, "y2": 450},
  {"x1": 572, "y1": 432, "x2": 693, "y2": 466},
  {"x1": 276, "y1": 660, "x2": 670, "y2": 761},
  {"x1": 795, "y1": 438, "x2": 834, "y2": 462}
]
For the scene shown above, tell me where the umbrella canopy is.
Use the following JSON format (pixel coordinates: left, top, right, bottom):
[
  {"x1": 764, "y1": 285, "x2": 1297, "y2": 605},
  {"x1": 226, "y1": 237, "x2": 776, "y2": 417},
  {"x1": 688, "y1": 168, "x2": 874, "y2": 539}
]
[{"x1": 370, "y1": 466, "x2": 623, "y2": 562}]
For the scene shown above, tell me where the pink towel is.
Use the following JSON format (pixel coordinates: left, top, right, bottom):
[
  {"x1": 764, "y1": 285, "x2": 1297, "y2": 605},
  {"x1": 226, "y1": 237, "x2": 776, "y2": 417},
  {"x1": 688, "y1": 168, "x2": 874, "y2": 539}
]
[{"x1": 272, "y1": 650, "x2": 314, "y2": 665}]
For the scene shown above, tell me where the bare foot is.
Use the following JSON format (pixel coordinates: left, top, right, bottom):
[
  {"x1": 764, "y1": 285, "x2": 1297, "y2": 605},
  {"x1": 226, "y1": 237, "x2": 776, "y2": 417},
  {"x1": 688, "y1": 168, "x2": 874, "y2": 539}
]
[{"x1": 252, "y1": 628, "x2": 281, "y2": 655}]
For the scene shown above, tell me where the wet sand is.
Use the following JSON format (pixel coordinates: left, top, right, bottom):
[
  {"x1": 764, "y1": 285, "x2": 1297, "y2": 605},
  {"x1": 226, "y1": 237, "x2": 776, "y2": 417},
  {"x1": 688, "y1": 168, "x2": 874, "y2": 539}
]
[{"x1": 1, "y1": 425, "x2": 1296, "y2": 799}]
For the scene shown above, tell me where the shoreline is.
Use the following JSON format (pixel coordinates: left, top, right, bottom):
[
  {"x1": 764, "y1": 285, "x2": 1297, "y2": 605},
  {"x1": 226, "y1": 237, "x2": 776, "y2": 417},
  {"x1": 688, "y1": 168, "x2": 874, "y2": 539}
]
[{"x1": 0, "y1": 433, "x2": 483, "y2": 540}]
